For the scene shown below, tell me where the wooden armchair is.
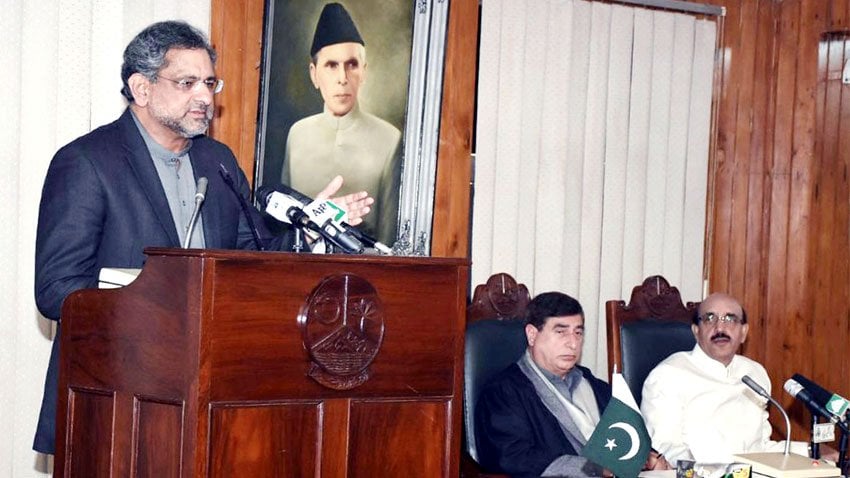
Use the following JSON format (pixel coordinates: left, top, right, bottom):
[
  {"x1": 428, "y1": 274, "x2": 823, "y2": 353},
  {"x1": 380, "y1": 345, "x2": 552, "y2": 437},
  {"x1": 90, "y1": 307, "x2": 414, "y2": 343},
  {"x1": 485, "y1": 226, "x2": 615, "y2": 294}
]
[
  {"x1": 606, "y1": 275, "x2": 699, "y2": 405},
  {"x1": 461, "y1": 273, "x2": 530, "y2": 478}
]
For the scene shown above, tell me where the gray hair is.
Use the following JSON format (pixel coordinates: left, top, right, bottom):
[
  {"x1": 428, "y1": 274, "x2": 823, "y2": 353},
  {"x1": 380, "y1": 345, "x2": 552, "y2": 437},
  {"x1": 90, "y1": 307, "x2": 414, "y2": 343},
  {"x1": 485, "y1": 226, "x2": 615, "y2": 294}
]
[{"x1": 120, "y1": 20, "x2": 217, "y2": 102}]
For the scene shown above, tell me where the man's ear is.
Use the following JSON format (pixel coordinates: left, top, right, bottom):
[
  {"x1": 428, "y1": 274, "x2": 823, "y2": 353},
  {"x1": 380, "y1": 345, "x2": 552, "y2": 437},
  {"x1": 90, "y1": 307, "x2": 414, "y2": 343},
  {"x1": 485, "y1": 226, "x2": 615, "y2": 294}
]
[
  {"x1": 740, "y1": 323, "x2": 749, "y2": 344},
  {"x1": 525, "y1": 324, "x2": 538, "y2": 347},
  {"x1": 309, "y1": 63, "x2": 319, "y2": 89},
  {"x1": 128, "y1": 73, "x2": 151, "y2": 107},
  {"x1": 691, "y1": 323, "x2": 699, "y2": 338}
]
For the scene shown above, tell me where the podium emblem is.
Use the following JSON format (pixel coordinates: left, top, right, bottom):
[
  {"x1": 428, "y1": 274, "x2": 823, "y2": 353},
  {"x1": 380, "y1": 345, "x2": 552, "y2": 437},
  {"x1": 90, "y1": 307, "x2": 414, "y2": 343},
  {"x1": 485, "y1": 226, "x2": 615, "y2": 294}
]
[{"x1": 299, "y1": 274, "x2": 385, "y2": 390}]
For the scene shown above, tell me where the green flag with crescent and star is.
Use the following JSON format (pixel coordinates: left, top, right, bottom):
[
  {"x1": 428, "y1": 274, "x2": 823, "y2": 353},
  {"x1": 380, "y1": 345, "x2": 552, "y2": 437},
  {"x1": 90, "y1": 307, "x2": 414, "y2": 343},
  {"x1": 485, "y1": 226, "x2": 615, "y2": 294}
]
[{"x1": 582, "y1": 373, "x2": 651, "y2": 478}]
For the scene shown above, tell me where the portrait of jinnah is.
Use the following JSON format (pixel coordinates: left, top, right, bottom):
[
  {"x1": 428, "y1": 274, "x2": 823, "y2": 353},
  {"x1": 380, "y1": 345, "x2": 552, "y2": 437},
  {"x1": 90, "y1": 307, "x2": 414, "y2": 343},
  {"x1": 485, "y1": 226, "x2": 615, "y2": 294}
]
[{"x1": 259, "y1": 1, "x2": 413, "y2": 245}]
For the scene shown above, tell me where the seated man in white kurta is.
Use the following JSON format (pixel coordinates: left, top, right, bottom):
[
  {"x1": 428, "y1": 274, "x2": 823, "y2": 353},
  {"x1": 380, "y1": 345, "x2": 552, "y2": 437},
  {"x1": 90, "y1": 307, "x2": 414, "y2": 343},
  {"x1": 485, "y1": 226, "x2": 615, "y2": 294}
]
[
  {"x1": 640, "y1": 293, "x2": 809, "y2": 465},
  {"x1": 282, "y1": 3, "x2": 401, "y2": 245}
]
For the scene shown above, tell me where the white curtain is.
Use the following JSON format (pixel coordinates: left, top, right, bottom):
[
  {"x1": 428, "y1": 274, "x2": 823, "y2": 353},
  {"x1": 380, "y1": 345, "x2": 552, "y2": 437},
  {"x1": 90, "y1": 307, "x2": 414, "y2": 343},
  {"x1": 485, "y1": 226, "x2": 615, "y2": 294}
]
[
  {"x1": 0, "y1": 2, "x2": 209, "y2": 475},
  {"x1": 473, "y1": 0, "x2": 716, "y2": 378}
]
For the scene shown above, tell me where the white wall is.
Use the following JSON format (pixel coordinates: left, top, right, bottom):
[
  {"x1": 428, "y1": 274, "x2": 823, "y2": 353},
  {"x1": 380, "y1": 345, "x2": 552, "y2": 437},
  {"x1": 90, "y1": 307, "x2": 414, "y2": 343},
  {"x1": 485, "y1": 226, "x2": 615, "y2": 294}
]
[{"x1": 0, "y1": 2, "x2": 209, "y2": 475}]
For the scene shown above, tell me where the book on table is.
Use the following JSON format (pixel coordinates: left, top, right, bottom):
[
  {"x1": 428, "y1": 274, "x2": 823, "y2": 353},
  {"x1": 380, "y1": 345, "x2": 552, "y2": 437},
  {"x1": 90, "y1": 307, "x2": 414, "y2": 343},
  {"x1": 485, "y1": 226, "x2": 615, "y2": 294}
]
[{"x1": 98, "y1": 268, "x2": 141, "y2": 289}]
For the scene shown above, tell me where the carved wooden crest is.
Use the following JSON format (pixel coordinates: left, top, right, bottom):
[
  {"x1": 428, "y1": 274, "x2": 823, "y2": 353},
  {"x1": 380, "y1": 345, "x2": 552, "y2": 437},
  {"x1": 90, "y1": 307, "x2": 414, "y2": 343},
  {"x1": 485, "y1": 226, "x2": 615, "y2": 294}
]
[
  {"x1": 468, "y1": 272, "x2": 531, "y2": 321},
  {"x1": 298, "y1": 274, "x2": 385, "y2": 390}
]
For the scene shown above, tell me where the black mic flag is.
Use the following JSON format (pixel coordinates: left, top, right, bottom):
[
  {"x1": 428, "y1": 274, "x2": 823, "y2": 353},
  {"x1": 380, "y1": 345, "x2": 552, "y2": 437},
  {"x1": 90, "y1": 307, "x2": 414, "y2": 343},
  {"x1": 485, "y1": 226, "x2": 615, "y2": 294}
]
[{"x1": 791, "y1": 373, "x2": 850, "y2": 423}]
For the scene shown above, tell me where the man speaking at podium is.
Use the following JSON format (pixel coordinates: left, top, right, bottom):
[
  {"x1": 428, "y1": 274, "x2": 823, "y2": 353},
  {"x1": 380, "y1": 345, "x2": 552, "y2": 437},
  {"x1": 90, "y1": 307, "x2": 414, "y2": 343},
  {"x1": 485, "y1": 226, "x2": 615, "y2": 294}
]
[
  {"x1": 640, "y1": 293, "x2": 832, "y2": 465},
  {"x1": 32, "y1": 20, "x2": 372, "y2": 456}
]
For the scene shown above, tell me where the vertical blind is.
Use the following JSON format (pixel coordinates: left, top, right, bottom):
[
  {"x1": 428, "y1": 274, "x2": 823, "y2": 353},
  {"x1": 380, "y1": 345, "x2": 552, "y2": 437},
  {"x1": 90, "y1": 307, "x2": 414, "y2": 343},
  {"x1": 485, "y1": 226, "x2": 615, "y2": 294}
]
[
  {"x1": 0, "y1": 2, "x2": 209, "y2": 474},
  {"x1": 472, "y1": 0, "x2": 717, "y2": 377}
]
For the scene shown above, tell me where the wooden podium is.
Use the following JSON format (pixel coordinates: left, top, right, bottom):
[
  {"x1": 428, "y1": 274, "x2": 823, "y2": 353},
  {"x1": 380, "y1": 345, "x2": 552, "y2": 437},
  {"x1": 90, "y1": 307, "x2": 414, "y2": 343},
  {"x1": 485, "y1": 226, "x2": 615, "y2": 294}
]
[{"x1": 55, "y1": 248, "x2": 469, "y2": 477}]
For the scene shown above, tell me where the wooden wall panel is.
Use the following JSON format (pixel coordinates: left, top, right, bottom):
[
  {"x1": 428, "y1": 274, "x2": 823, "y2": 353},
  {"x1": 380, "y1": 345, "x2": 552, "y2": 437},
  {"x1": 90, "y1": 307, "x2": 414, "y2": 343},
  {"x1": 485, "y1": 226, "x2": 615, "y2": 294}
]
[
  {"x1": 431, "y1": 0, "x2": 478, "y2": 257},
  {"x1": 811, "y1": 32, "x2": 850, "y2": 416},
  {"x1": 209, "y1": 0, "x2": 265, "y2": 179},
  {"x1": 705, "y1": 0, "x2": 850, "y2": 440}
]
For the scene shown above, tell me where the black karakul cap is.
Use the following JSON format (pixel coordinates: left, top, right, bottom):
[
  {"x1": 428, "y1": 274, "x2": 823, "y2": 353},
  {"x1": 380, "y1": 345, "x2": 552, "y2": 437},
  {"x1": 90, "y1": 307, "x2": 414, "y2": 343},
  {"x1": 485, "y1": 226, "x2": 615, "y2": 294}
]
[{"x1": 310, "y1": 3, "x2": 364, "y2": 57}]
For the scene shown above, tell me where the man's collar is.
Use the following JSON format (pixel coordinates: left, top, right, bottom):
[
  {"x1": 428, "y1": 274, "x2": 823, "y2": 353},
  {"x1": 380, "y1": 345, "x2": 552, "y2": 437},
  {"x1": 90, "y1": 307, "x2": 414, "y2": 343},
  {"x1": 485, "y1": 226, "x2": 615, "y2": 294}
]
[
  {"x1": 320, "y1": 102, "x2": 361, "y2": 130},
  {"x1": 532, "y1": 355, "x2": 584, "y2": 391},
  {"x1": 691, "y1": 343, "x2": 740, "y2": 372}
]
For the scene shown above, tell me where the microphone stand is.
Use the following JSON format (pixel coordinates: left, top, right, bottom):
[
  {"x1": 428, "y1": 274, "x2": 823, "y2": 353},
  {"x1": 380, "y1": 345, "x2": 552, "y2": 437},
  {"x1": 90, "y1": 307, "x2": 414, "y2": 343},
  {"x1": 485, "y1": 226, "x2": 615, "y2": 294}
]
[
  {"x1": 839, "y1": 413, "x2": 848, "y2": 475},
  {"x1": 291, "y1": 228, "x2": 305, "y2": 253},
  {"x1": 810, "y1": 414, "x2": 820, "y2": 459},
  {"x1": 183, "y1": 203, "x2": 203, "y2": 249},
  {"x1": 218, "y1": 166, "x2": 266, "y2": 251},
  {"x1": 768, "y1": 393, "x2": 792, "y2": 456},
  {"x1": 742, "y1": 375, "x2": 790, "y2": 454},
  {"x1": 183, "y1": 177, "x2": 207, "y2": 249}
]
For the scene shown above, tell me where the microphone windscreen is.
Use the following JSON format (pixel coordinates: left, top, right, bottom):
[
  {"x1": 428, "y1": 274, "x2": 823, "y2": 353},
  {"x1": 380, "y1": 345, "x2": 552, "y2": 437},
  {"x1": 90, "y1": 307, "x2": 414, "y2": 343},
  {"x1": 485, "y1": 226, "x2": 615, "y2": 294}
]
[
  {"x1": 196, "y1": 177, "x2": 208, "y2": 199},
  {"x1": 255, "y1": 185, "x2": 282, "y2": 209},
  {"x1": 742, "y1": 375, "x2": 769, "y2": 398},
  {"x1": 275, "y1": 183, "x2": 312, "y2": 204},
  {"x1": 258, "y1": 183, "x2": 312, "y2": 204},
  {"x1": 791, "y1": 374, "x2": 832, "y2": 405},
  {"x1": 783, "y1": 378, "x2": 804, "y2": 398}
]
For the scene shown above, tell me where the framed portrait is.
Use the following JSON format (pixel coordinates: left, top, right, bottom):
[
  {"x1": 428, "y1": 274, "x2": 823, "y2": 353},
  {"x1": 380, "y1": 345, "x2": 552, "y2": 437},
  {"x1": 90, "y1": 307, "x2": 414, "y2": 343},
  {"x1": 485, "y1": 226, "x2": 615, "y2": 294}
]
[{"x1": 254, "y1": 0, "x2": 450, "y2": 255}]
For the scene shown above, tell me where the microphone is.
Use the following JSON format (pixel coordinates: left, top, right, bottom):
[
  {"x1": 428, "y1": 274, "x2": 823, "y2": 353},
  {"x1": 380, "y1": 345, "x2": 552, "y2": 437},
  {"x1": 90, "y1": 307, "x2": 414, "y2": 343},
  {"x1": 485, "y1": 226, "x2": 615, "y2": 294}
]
[
  {"x1": 785, "y1": 379, "x2": 848, "y2": 433},
  {"x1": 743, "y1": 375, "x2": 791, "y2": 455},
  {"x1": 784, "y1": 379, "x2": 842, "y2": 426},
  {"x1": 218, "y1": 164, "x2": 265, "y2": 251},
  {"x1": 257, "y1": 188, "x2": 364, "y2": 254},
  {"x1": 183, "y1": 177, "x2": 208, "y2": 249},
  {"x1": 260, "y1": 183, "x2": 393, "y2": 255},
  {"x1": 300, "y1": 198, "x2": 366, "y2": 253},
  {"x1": 791, "y1": 374, "x2": 850, "y2": 423},
  {"x1": 742, "y1": 375, "x2": 770, "y2": 398}
]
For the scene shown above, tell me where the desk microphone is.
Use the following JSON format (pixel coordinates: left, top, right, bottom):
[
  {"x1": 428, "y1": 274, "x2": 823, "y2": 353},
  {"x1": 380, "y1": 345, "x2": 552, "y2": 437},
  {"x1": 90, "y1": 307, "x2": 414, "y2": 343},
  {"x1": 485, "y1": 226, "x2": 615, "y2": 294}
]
[
  {"x1": 789, "y1": 374, "x2": 850, "y2": 470},
  {"x1": 784, "y1": 379, "x2": 843, "y2": 428},
  {"x1": 183, "y1": 177, "x2": 207, "y2": 249},
  {"x1": 257, "y1": 189, "x2": 364, "y2": 254},
  {"x1": 260, "y1": 183, "x2": 392, "y2": 255},
  {"x1": 790, "y1": 374, "x2": 850, "y2": 424},
  {"x1": 743, "y1": 375, "x2": 791, "y2": 455}
]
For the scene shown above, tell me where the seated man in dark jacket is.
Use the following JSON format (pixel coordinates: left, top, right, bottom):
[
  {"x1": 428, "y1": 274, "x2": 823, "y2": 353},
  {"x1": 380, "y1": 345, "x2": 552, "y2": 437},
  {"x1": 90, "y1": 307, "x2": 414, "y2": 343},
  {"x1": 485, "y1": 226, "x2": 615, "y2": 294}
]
[{"x1": 475, "y1": 292, "x2": 666, "y2": 477}]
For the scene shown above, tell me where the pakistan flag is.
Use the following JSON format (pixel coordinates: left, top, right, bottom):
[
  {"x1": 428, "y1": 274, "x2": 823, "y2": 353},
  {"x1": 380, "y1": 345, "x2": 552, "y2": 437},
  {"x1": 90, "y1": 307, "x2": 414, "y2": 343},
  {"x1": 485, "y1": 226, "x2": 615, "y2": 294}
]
[{"x1": 582, "y1": 373, "x2": 651, "y2": 478}]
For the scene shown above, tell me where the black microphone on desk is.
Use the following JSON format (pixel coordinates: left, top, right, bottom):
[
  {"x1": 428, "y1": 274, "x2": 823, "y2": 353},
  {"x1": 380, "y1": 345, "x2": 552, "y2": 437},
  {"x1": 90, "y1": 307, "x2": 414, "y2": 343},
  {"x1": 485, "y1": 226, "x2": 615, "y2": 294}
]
[
  {"x1": 183, "y1": 177, "x2": 208, "y2": 249},
  {"x1": 743, "y1": 374, "x2": 792, "y2": 455},
  {"x1": 784, "y1": 378, "x2": 847, "y2": 431},
  {"x1": 256, "y1": 187, "x2": 364, "y2": 254},
  {"x1": 784, "y1": 379, "x2": 840, "y2": 424},
  {"x1": 261, "y1": 183, "x2": 393, "y2": 255},
  {"x1": 737, "y1": 376, "x2": 842, "y2": 476},
  {"x1": 789, "y1": 374, "x2": 850, "y2": 469},
  {"x1": 218, "y1": 164, "x2": 265, "y2": 251},
  {"x1": 791, "y1": 374, "x2": 850, "y2": 425}
]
